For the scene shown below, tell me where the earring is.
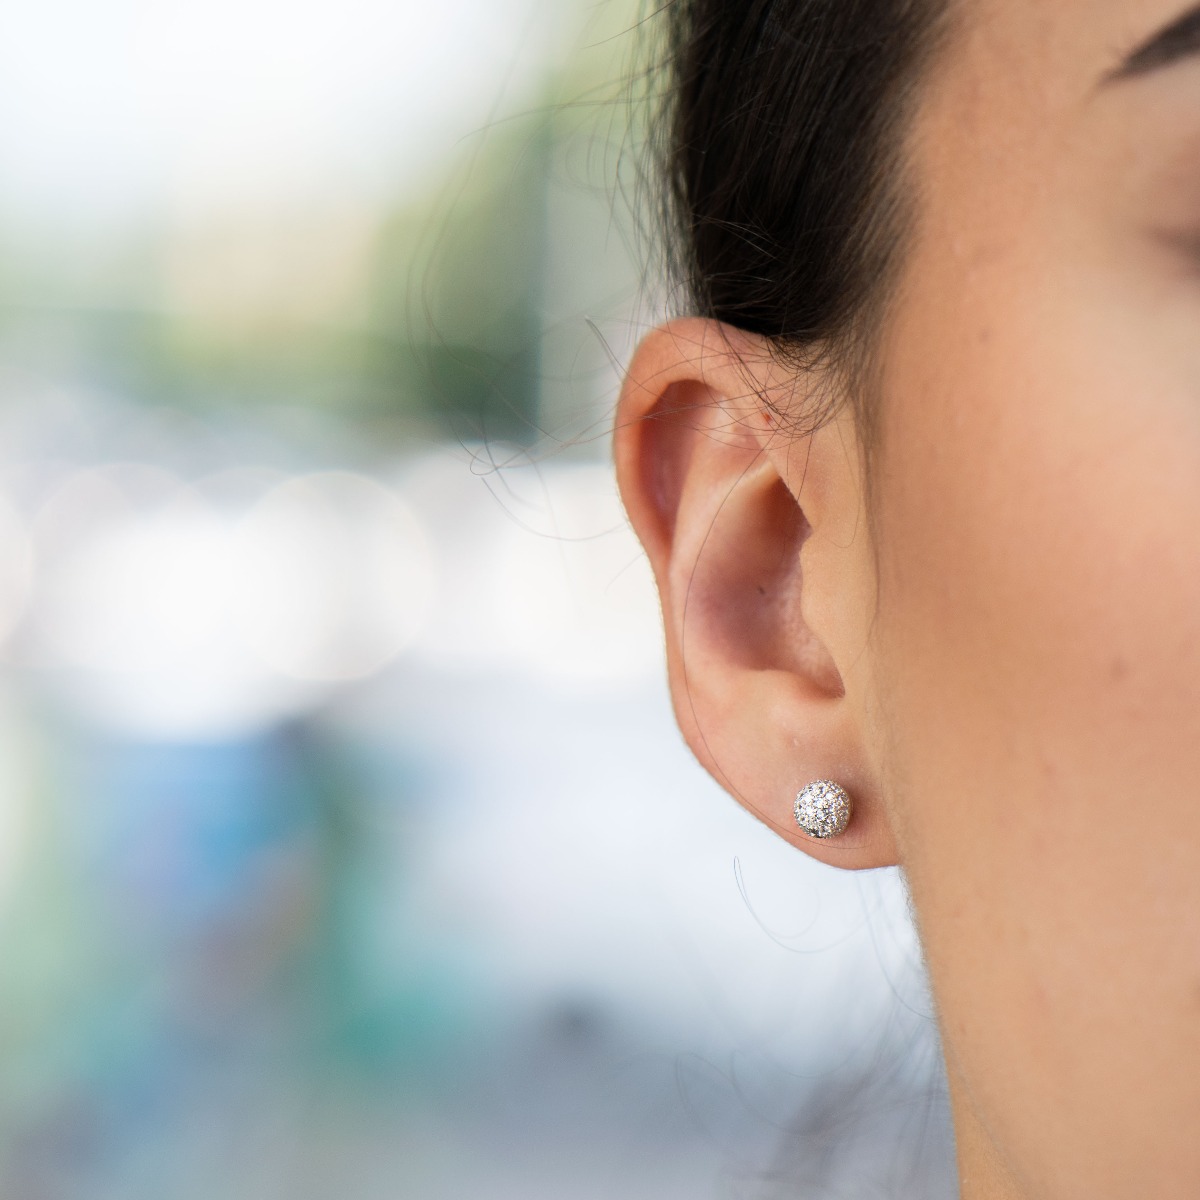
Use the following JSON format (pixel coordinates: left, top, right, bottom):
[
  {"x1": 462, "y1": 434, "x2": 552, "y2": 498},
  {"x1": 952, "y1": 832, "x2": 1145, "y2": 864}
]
[{"x1": 793, "y1": 780, "x2": 852, "y2": 840}]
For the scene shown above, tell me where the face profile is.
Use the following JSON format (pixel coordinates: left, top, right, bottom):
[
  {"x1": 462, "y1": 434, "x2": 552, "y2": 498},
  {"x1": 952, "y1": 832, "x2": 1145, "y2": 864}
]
[{"x1": 616, "y1": 1, "x2": 1200, "y2": 1195}]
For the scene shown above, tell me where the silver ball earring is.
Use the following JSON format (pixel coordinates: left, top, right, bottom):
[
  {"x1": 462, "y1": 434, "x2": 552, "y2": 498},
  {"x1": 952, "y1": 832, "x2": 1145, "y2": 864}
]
[{"x1": 793, "y1": 780, "x2": 853, "y2": 840}]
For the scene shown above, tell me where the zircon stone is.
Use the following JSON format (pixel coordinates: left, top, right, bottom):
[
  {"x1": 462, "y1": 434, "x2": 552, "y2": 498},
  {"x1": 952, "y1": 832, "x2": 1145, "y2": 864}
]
[{"x1": 793, "y1": 780, "x2": 852, "y2": 840}]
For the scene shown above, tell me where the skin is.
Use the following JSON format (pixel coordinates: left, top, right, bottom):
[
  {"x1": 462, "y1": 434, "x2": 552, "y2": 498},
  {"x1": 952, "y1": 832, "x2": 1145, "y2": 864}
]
[{"x1": 615, "y1": 2, "x2": 1200, "y2": 1197}]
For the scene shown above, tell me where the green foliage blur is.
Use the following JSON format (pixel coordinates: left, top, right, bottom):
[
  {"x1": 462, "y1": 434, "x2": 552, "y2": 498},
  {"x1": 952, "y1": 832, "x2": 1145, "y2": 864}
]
[{"x1": 0, "y1": 2, "x2": 647, "y2": 451}]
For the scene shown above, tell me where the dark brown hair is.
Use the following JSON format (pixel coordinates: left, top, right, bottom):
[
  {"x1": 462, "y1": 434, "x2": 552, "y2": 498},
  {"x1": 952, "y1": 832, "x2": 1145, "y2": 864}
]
[{"x1": 654, "y1": 0, "x2": 951, "y2": 423}]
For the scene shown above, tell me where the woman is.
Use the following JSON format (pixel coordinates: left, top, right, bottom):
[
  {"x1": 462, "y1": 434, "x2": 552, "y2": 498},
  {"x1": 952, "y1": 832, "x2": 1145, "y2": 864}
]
[{"x1": 615, "y1": 1, "x2": 1200, "y2": 1196}]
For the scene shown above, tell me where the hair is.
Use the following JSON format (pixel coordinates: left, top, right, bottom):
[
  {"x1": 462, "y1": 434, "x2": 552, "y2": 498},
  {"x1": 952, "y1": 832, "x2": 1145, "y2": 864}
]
[{"x1": 652, "y1": 0, "x2": 953, "y2": 434}]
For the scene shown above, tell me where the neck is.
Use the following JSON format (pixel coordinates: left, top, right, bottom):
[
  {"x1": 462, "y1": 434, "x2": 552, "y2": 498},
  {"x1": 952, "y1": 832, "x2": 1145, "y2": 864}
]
[{"x1": 947, "y1": 1060, "x2": 1029, "y2": 1200}]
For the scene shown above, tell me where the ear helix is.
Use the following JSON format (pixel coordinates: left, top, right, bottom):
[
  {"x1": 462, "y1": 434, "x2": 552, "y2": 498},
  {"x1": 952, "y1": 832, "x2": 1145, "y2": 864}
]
[{"x1": 793, "y1": 780, "x2": 853, "y2": 840}]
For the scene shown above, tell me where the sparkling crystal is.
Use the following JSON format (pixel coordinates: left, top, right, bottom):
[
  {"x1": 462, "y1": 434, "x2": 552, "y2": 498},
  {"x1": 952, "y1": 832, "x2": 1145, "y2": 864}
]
[{"x1": 793, "y1": 780, "x2": 852, "y2": 840}]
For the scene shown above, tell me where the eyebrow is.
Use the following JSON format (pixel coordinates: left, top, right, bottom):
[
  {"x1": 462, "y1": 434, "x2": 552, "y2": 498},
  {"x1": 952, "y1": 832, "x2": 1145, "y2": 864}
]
[{"x1": 1109, "y1": 3, "x2": 1200, "y2": 81}]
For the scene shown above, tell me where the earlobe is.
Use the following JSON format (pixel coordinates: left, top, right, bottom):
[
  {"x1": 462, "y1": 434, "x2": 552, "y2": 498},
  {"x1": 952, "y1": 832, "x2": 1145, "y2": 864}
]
[{"x1": 615, "y1": 318, "x2": 898, "y2": 870}]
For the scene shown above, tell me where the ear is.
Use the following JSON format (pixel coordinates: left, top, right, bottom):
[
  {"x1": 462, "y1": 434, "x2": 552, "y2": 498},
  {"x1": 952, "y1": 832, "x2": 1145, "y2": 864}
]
[{"x1": 615, "y1": 318, "x2": 897, "y2": 869}]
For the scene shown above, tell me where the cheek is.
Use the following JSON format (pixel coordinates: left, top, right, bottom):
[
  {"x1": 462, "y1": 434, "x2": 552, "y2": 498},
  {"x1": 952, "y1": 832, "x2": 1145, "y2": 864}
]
[{"x1": 869, "y1": 281, "x2": 1200, "y2": 1188}]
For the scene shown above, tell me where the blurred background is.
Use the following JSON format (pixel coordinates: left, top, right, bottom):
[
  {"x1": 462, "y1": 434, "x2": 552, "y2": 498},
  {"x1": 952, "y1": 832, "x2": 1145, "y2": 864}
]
[{"x1": 0, "y1": 1, "x2": 955, "y2": 1196}]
